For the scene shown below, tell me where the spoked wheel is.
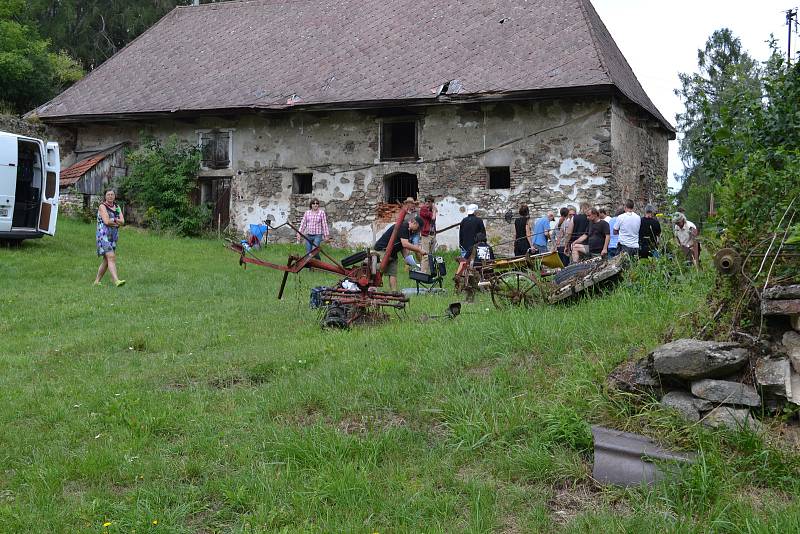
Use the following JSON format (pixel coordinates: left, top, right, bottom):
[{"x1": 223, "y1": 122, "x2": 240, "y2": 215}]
[{"x1": 490, "y1": 271, "x2": 544, "y2": 309}]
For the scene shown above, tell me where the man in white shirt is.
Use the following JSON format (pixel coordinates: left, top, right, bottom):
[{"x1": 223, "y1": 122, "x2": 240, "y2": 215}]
[
  {"x1": 613, "y1": 199, "x2": 641, "y2": 257},
  {"x1": 673, "y1": 213, "x2": 699, "y2": 267}
]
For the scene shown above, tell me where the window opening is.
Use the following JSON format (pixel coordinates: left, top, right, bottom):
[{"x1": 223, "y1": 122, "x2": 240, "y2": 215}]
[
  {"x1": 487, "y1": 167, "x2": 511, "y2": 189},
  {"x1": 293, "y1": 173, "x2": 313, "y2": 195},
  {"x1": 200, "y1": 130, "x2": 231, "y2": 169},
  {"x1": 384, "y1": 173, "x2": 418, "y2": 204},
  {"x1": 381, "y1": 121, "x2": 417, "y2": 160}
]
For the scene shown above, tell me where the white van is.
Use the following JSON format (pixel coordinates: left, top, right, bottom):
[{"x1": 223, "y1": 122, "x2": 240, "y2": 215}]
[{"x1": 0, "y1": 131, "x2": 60, "y2": 242}]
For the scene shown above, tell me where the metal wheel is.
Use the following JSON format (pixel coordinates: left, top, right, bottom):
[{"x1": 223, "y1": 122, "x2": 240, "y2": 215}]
[
  {"x1": 322, "y1": 304, "x2": 349, "y2": 329},
  {"x1": 490, "y1": 271, "x2": 544, "y2": 309}
]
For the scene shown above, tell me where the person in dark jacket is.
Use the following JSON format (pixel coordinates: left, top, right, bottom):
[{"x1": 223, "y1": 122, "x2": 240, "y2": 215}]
[
  {"x1": 513, "y1": 204, "x2": 532, "y2": 256},
  {"x1": 639, "y1": 204, "x2": 662, "y2": 258},
  {"x1": 459, "y1": 204, "x2": 486, "y2": 258}
]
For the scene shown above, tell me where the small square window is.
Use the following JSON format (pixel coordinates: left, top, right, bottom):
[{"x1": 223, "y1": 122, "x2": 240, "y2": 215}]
[
  {"x1": 487, "y1": 167, "x2": 510, "y2": 189},
  {"x1": 380, "y1": 121, "x2": 418, "y2": 160},
  {"x1": 293, "y1": 173, "x2": 313, "y2": 194}
]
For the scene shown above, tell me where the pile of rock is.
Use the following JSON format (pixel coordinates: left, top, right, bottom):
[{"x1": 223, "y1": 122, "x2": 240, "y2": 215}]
[{"x1": 610, "y1": 335, "x2": 800, "y2": 431}]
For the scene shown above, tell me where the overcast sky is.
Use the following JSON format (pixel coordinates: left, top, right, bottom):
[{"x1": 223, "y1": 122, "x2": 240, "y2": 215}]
[{"x1": 591, "y1": 0, "x2": 797, "y2": 190}]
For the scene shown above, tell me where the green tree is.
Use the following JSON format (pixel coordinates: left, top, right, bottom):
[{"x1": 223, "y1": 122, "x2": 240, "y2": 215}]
[
  {"x1": 0, "y1": 0, "x2": 83, "y2": 113},
  {"x1": 674, "y1": 28, "x2": 762, "y2": 224},
  {"x1": 24, "y1": 1, "x2": 230, "y2": 70},
  {"x1": 120, "y1": 136, "x2": 209, "y2": 236}
]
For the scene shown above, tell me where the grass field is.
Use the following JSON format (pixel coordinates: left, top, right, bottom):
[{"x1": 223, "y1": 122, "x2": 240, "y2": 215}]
[{"x1": 2, "y1": 218, "x2": 799, "y2": 533}]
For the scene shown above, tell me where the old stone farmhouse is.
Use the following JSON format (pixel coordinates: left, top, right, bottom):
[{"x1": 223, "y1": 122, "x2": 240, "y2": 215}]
[{"x1": 35, "y1": 0, "x2": 674, "y2": 249}]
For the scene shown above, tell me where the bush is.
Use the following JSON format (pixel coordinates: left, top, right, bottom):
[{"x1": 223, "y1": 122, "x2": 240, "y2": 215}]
[{"x1": 120, "y1": 136, "x2": 207, "y2": 236}]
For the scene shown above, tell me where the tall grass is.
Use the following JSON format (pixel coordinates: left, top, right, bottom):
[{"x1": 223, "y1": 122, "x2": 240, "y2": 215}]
[{"x1": 0, "y1": 218, "x2": 797, "y2": 532}]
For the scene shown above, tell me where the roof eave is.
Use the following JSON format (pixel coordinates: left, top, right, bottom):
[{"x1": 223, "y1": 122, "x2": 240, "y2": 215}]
[{"x1": 37, "y1": 85, "x2": 621, "y2": 124}]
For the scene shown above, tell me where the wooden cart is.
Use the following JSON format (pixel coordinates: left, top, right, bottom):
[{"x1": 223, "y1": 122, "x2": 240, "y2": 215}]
[
  {"x1": 455, "y1": 251, "x2": 630, "y2": 309},
  {"x1": 454, "y1": 250, "x2": 564, "y2": 309}
]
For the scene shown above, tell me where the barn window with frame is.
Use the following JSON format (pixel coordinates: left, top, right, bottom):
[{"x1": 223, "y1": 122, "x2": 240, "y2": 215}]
[{"x1": 199, "y1": 130, "x2": 232, "y2": 170}]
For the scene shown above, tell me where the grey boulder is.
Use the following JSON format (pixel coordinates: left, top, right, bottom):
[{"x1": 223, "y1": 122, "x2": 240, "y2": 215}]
[
  {"x1": 783, "y1": 331, "x2": 800, "y2": 373},
  {"x1": 608, "y1": 358, "x2": 661, "y2": 394},
  {"x1": 702, "y1": 407, "x2": 763, "y2": 432},
  {"x1": 691, "y1": 379, "x2": 761, "y2": 407},
  {"x1": 661, "y1": 391, "x2": 713, "y2": 422},
  {"x1": 755, "y1": 358, "x2": 792, "y2": 398},
  {"x1": 651, "y1": 339, "x2": 750, "y2": 380}
]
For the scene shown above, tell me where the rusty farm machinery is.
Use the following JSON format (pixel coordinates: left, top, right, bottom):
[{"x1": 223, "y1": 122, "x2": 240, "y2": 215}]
[
  {"x1": 228, "y1": 205, "x2": 633, "y2": 326},
  {"x1": 228, "y1": 209, "x2": 415, "y2": 328}
]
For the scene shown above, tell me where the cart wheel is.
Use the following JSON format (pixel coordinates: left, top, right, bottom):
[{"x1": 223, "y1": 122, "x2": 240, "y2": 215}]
[{"x1": 490, "y1": 271, "x2": 544, "y2": 309}]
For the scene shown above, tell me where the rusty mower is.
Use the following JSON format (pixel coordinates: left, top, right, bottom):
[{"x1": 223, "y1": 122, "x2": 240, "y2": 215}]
[{"x1": 228, "y1": 209, "x2": 412, "y2": 328}]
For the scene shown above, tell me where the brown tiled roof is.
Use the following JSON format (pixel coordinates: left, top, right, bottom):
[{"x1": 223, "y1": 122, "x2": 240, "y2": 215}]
[
  {"x1": 60, "y1": 154, "x2": 107, "y2": 186},
  {"x1": 36, "y1": 0, "x2": 673, "y2": 132}
]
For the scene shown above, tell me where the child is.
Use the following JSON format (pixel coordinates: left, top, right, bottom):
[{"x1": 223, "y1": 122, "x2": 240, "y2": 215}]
[{"x1": 470, "y1": 232, "x2": 495, "y2": 268}]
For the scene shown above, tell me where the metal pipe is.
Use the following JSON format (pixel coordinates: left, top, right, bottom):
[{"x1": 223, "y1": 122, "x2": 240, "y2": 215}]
[{"x1": 378, "y1": 207, "x2": 409, "y2": 275}]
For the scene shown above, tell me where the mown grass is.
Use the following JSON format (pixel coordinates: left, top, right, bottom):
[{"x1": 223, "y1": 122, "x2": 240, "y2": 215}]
[{"x1": 1, "y1": 218, "x2": 798, "y2": 533}]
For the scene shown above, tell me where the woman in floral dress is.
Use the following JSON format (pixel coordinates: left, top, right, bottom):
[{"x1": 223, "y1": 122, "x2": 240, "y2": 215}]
[{"x1": 94, "y1": 190, "x2": 126, "y2": 287}]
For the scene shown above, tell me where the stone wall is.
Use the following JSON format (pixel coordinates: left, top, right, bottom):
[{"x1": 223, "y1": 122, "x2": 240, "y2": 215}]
[
  {"x1": 609, "y1": 98, "x2": 670, "y2": 211},
  {"x1": 59, "y1": 190, "x2": 102, "y2": 218},
  {"x1": 0, "y1": 115, "x2": 46, "y2": 138},
  {"x1": 51, "y1": 95, "x2": 669, "y2": 251}
]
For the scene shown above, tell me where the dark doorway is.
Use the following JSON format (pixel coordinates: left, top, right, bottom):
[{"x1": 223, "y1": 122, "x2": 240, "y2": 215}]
[{"x1": 198, "y1": 177, "x2": 231, "y2": 229}]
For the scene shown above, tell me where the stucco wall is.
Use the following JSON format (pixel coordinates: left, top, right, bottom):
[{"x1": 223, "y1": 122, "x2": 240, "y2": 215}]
[
  {"x1": 609, "y1": 97, "x2": 670, "y2": 211},
  {"x1": 58, "y1": 95, "x2": 669, "y2": 252}
]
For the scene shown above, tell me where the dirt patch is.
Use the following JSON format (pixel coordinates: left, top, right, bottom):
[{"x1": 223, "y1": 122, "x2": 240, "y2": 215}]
[
  {"x1": 275, "y1": 409, "x2": 408, "y2": 435},
  {"x1": 186, "y1": 499, "x2": 224, "y2": 534},
  {"x1": 207, "y1": 375, "x2": 253, "y2": 389},
  {"x1": 164, "y1": 380, "x2": 201, "y2": 391},
  {"x1": 734, "y1": 485, "x2": 792, "y2": 515},
  {"x1": 547, "y1": 480, "x2": 629, "y2": 525},
  {"x1": 776, "y1": 421, "x2": 800, "y2": 451},
  {"x1": 61, "y1": 481, "x2": 86, "y2": 501},
  {"x1": 466, "y1": 359, "x2": 500, "y2": 378},
  {"x1": 275, "y1": 408, "x2": 325, "y2": 427},
  {"x1": 497, "y1": 513, "x2": 523, "y2": 534},
  {"x1": 336, "y1": 413, "x2": 407, "y2": 435}
]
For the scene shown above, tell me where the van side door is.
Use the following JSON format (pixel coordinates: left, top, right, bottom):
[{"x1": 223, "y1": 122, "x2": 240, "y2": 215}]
[
  {"x1": 0, "y1": 133, "x2": 18, "y2": 233},
  {"x1": 38, "y1": 142, "x2": 60, "y2": 235}
]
